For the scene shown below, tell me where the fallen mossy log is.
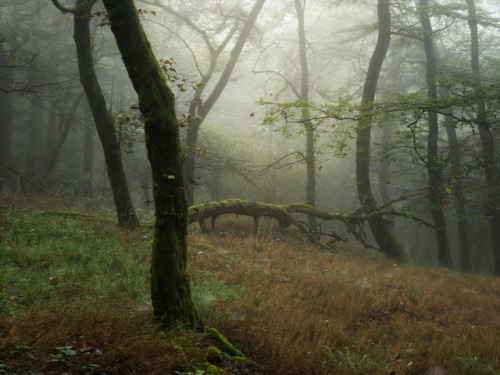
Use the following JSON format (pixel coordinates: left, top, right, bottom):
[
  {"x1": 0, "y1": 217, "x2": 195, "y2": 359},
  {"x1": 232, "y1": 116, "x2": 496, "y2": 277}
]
[
  {"x1": 188, "y1": 199, "x2": 328, "y2": 248},
  {"x1": 189, "y1": 200, "x2": 293, "y2": 230},
  {"x1": 188, "y1": 199, "x2": 437, "y2": 252},
  {"x1": 189, "y1": 199, "x2": 359, "y2": 250},
  {"x1": 44, "y1": 199, "x2": 436, "y2": 253}
]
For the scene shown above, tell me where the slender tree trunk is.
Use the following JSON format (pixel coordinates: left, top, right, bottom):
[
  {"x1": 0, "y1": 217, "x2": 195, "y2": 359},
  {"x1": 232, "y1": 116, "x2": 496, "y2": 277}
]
[
  {"x1": 466, "y1": 0, "x2": 500, "y2": 275},
  {"x1": 440, "y1": 87, "x2": 471, "y2": 271},
  {"x1": 83, "y1": 104, "x2": 94, "y2": 197},
  {"x1": 69, "y1": 0, "x2": 138, "y2": 228},
  {"x1": 44, "y1": 93, "x2": 84, "y2": 177},
  {"x1": 0, "y1": 15, "x2": 13, "y2": 189},
  {"x1": 44, "y1": 119, "x2": 73, "y2": 177},
  {"x1": 102, "y1": 0, "x2": 200, "y2": 328},
  {"x1": 44, "y1": 99, "x2": 58, "y2": 166},
  {"x1": 26, "y1": 94, "x2": 42, "y2": 179},
  {"x1": 355, "y1": 0, "x2": 406, "y2": 259},
  {"x1": 184, "y1": 116, "x2": 201, "y2": 205},
  {"x1": 184, "y1": 0, "x2": 266, "y2": 204},
  {"x1": 0, "y1": 45, "x2": 13, "y2": 189},
  {"x1": 294, "y1": 0, "x2": 317, "y2": 229},
  {"x1": 416, "y1": 0, "x2": 453, "y2": 268},
  {"x1": 377, "y1": 118, "x2": 393, "y2": 203}
]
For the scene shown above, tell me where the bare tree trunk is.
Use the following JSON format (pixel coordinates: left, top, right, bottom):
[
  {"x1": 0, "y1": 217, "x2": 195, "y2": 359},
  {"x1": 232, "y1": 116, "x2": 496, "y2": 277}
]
[
  {"x1": 83, "y1": 103, "x2": 94, "y2": 197},
  {"x1": 355, "y1": 0, "x2": 406, "y2": 259},
  {"x1": 26, "y1": 93, "x2": 42, "y2": 179},
  {"x1": 52, "y1": 0, "x2": 139, "y2": 228},
  {"x1": 44, "y1": 99, "x2": 58, "y2": 168},
  {"x1": 440, "y1": 87, "x2": 471, "y2": 271},
  {"x1": 44, "y1": 93, "x2": 84, "y2": 177},
  {"x1": 102, "y1": 0, "x2": 200, "y2": 328},
  {"x1": 466, "y1": 0, "x2": 500, "y2": 275},
  {"x1": 0, "y1": 50, "x2": 13, "y2": 189},
  {"x1": 415, "y1": 0, "x2": 453, "y2": 268},
  {"x1": 0, "y1": 16, "x2": 14, "y2": 189},
  {"x1": 184, "y1": 116, "x2": 201, "y2": 205},
  {"x1": 377, "y1": 118, "x2": 393, "y2": 203},
  {"x1": 294, "y1": 0, "x2": 317, "y2": 229}
]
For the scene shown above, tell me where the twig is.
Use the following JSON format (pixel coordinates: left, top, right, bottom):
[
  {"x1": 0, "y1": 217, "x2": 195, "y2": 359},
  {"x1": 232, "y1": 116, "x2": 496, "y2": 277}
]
[{"x1": 0, "y1": 160, "x2": 69, "y2": 206}]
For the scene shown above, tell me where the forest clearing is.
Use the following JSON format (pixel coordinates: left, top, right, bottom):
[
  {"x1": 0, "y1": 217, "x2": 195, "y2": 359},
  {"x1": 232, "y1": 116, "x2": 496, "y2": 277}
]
[{"x1": 1, "y1": 196, "x2": 499, "y2": 375}]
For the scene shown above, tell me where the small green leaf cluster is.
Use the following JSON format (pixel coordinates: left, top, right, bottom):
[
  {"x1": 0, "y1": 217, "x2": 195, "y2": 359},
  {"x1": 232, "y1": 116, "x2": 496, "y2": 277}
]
[
  {"x1": 51, "y1": 346, "x2": 78, "y2": 367},
  {"x1": 113, "y1": 108, "x2": 145, "y2": 154},
  {"x1": 323, "y1": 346, "x2": 378, "y2": 373},
  {"x1": 455, "y1": 356, "x2": 499, "y2": 375},
  {"x1": 160, "y1": 58, "x2": 204, "y2": 93}
]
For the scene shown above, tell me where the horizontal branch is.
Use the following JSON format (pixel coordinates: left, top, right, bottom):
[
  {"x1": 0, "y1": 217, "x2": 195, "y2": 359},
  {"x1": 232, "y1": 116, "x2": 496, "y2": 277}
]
[{"x1": 44, "y1": 199, "x2": 436, "y2": 254}]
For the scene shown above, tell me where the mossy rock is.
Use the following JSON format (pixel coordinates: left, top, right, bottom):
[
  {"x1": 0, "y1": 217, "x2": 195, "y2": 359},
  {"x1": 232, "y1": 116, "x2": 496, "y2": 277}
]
[
  {"x1": 204, "y1": 362, "x2": 223, "y2": 374},
  {"x1": 204, "y1": 328, "x2": 244, "y2": 358},
  {"x1": 165, "y1": 328, "x2": 262, "y2": 374},
  {"x1": 206, "y1": 346, "x2": 227, "y2": 363}
]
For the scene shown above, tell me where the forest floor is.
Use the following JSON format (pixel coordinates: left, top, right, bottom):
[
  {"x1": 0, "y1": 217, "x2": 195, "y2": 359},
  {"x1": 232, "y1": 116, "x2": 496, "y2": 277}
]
[{"x1": 1, "y1": 195, "x2": 500, "y2": 375}]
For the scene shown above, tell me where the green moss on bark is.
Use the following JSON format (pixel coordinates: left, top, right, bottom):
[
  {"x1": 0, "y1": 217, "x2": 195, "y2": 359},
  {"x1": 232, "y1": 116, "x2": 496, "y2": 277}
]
[
  {"x1": 205, "y1": 328, "x2": 244, "y2": 357},
  {"x1": 102, "y1": 0, "x2": 200, "y2": 328}
]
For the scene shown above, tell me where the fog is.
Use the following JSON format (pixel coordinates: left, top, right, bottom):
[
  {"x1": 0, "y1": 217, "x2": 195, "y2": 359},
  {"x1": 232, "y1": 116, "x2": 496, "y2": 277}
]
[{"x1": 2, "y1": 0, "x2": 500, "y2": 273}]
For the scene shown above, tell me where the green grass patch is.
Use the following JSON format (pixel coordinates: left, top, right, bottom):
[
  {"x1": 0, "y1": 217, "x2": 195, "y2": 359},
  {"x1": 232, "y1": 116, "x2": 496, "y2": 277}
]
[{"x1": 0, "y1": 209, "x2": 150, "y2": 314}]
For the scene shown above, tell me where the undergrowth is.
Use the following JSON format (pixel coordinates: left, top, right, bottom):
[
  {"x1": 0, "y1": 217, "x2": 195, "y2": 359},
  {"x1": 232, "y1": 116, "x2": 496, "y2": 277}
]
[{"x1": 1, "y1": 195, "x2": 499, "y2": 374}]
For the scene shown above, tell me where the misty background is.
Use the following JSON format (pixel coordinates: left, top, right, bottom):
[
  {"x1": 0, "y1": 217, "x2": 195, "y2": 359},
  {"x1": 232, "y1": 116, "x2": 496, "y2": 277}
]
[{"x1": 1, "y1": 0, "x2": 500, "y2": 273}]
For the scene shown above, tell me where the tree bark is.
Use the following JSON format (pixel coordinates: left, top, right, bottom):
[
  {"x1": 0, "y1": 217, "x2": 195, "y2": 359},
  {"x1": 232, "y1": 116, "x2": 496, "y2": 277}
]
[
  {"x1": 44, "y1": 99, "x2": 58, "y2": 169},
  {"x1": 415, "y1": 0, "x2": 453, "y2": 268},
  {"x1": 377, "y1": 118, "x2": 393, "y2": 203},
  {"x1": 355, "y1": 0, "x2": 406, "y2": 260},
  {"x1": 440, "y1": 87, "x2": 471, "y2": 271},
  {"x1": 466, "y1": 0, "x2": 500, "y2": 275},
  {"x1": 294, "y1": 0, "x2": 317, "y2": 229},
  {"x1": 26, "y1": 92, "x2": 43, "y2": 179},
  {"x1": 44, "y1": 93, "x2": 84, "y2": 177},
  {"x1": 62, "y1": 0, "x2": 139, "y2": 228},
  {"x1": 0, "y1": 41, "x2": 13, "y2": 189},
  {"x1": 102, "y1": 0, "x2": 200, "y2": 328},
  {"x1": 82, "y1": 103, "x2": 94, "y2": 197}
]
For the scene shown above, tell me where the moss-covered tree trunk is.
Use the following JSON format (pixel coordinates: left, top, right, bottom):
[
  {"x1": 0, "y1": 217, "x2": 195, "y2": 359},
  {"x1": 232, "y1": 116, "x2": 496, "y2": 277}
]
[
  {"x1": 101, "y1": 0, "x2": 200, "y2": 328},
  {"x1": 355, "y1": 0, "x2": 406, "y2": 260},
  {"x1": 416, "y1": 0, "x2": 453, "y2": 269}
]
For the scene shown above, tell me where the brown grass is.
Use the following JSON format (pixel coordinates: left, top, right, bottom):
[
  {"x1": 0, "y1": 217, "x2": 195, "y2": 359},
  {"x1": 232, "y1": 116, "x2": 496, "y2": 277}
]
[
  {"x1": 1, "y1": 203, "x2": 499, "y2": 374},
  {"x1": 0, "y1": 299, "x2": 196, "y2": 374},
  {"x1": 188, "y1": 215, "x2": 500, "y2": 374}
]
